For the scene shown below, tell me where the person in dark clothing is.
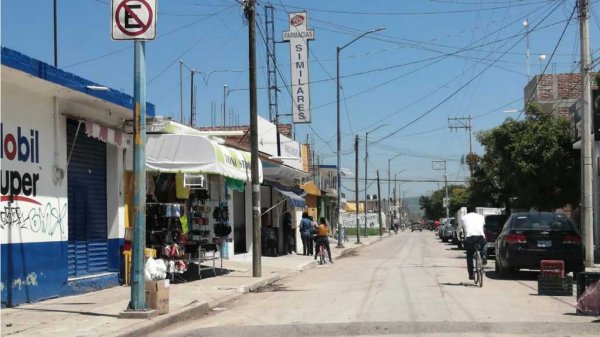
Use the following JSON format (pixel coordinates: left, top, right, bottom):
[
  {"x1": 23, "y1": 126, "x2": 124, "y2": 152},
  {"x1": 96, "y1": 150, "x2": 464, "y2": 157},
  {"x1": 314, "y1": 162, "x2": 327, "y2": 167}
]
[
  {"x1": 283, "y1": 212, "x2": 294, "y2": 254},
  {"x1": 299, "y1": 212, "x2": 312, "y2": 256},
  {"x1": 265, "y1": 224, "x2": 278, "y2": 256}
]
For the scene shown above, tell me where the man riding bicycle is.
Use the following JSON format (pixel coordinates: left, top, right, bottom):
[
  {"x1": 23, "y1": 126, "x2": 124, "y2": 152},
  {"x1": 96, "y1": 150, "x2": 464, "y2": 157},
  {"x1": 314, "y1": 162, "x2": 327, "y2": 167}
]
[
  {"x1": 463, "y1": 205, "x2": 487, "y2": 280},
  {"x1": 314, "y1": 217, "x2": 333, "y2": 263}
]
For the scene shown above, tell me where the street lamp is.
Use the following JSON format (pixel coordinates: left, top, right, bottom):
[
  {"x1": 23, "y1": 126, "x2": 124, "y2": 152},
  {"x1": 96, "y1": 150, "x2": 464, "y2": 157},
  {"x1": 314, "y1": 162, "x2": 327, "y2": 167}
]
[
  {"x1": 336, "y1": 27, "x2": 385, "y2": 248},
  {"x1": 363, "y1": 123, "x2": 388, "y2": 237},
  {"x1": 387, "y1": 153, "x2": 403, "y2": 231}
]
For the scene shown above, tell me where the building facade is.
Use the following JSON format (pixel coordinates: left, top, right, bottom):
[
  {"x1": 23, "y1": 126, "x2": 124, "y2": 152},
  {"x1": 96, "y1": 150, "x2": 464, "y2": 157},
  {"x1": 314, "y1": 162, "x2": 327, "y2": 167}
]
[{"x1": 1, "y1": 48, "x2": 154, "y2": 306}]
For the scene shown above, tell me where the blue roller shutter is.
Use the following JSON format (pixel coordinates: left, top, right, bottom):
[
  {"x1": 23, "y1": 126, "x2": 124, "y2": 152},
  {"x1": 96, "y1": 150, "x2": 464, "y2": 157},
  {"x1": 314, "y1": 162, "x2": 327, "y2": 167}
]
[{"x1": 67, "y1": 119, "x2": 108, "y2": 277}]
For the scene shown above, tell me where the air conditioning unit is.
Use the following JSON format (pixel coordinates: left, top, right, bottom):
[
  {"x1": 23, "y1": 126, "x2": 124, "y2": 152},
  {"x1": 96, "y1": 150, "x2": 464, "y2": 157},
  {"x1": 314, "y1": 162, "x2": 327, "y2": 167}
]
[{"x1": 183, "y1": 173, "x2": 206, "y2": 189}]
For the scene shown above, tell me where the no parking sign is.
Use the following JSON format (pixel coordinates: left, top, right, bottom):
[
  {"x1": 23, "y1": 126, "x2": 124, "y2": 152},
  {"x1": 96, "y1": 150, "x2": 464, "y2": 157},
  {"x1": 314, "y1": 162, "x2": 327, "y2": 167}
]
[{"x1": 112, "y1": 0, "x2": 157, "y2": 40}]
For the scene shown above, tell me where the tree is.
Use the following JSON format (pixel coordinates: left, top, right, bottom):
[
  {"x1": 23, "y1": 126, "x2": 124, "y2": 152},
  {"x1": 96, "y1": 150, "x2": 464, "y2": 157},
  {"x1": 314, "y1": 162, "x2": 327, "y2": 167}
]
[
  {"x1": 419, "y1": 184, "x2": 470, "y2": 219},
  {"x1": 470, "y1": 103, "x2": 579, "y2": 211}
]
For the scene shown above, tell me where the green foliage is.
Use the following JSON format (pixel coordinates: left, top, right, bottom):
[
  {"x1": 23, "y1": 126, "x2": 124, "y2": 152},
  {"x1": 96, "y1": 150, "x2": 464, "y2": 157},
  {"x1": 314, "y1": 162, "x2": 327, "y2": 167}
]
[
  {"x1": 345, "y1": 227, "x2": 381, "y2": 236},
  {"x1": 470, "y1": 103, "x2": 579, "y2": 211},
  {"x1": 419, "y1": 184, "x2": 470, "y2": 219}
]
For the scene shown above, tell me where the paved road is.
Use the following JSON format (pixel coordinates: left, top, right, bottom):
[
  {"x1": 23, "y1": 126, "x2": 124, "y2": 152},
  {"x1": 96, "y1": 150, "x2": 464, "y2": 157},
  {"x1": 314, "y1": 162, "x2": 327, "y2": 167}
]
[{"x1": 152, "y1": 231, "x2": 599, "y2": 336}]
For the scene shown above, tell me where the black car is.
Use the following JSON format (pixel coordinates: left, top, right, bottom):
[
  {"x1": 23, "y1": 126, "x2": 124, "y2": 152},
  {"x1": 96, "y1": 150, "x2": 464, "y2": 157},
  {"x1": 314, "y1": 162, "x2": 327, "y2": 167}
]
[
  {"x1": 495, "y1": 212, "x2": 585, "y2": 277},
  {"x1": 483, "y1": 214, "x2": 508, "y2": 256},
  {"x1": 411, "y1": 222, "x2": 423, "y2": 232}
]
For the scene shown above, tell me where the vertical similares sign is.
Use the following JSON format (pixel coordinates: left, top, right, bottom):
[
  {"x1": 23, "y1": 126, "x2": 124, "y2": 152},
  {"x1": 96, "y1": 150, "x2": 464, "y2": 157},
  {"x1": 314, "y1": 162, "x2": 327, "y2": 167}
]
[{"x1": 283, "y1": 12, "x2": 314, "y2": 124}]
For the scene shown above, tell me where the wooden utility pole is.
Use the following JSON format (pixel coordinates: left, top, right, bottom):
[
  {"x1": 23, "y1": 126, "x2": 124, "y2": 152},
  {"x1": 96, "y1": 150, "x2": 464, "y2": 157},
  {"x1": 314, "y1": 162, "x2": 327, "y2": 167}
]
[
  {"x1": 377, "y1": 170, "x2": 383, "y2": 236},
  {"x1": 355, "y1": 135, "x2": 360, "y2": 243},
  {"x1": 245, "y1": 0, "x2": 262, "y2": 277},
  {"x1": 578, "y1": 0, "x2": 595, "y2": 267}
]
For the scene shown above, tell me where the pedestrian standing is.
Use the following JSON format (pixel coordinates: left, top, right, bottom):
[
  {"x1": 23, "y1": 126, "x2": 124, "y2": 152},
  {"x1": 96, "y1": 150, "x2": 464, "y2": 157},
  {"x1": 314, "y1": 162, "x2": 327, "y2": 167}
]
[{"x1": 299, "y1": 212, "x2": 312, "y2": 256}]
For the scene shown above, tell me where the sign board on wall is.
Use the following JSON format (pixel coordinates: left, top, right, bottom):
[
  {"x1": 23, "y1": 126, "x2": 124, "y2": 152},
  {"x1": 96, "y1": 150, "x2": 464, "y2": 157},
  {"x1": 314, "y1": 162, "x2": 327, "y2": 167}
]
[
  {"x1": 282, "y1": 12, "x2": 314, "y2": 124},
  {"x1": 257, "y1": 116, "x2": 302, "y2": 170},
  {"x1": 112, "y1": 0, "x2": 157, "y2": 40},
  {"x1": 1, "y1": 121, "x2": 68, "y2": 244}
]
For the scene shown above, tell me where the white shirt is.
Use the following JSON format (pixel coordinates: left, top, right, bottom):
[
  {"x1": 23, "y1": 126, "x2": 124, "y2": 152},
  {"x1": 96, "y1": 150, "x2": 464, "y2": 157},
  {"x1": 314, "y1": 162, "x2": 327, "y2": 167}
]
[{"x1": 463, "y1": 212, "x2": 486, "y2": 238}]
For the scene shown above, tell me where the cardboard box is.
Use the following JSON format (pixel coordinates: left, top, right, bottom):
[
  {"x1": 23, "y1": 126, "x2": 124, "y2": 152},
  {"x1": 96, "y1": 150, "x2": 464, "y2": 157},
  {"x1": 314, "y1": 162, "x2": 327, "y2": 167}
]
[{"x1": 145, "y1": 279, "x2": 170, "y2": 314}]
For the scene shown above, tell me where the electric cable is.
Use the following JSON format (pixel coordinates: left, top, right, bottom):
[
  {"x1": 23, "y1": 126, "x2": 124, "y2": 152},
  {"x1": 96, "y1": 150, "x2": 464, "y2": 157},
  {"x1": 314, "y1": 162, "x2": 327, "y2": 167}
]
[
  {"x1": 370, "y1": 0, "x2": 565, "y2": 145},
  {"x1": 518, "y1": 2, "x2": 577, "y2": 119}
]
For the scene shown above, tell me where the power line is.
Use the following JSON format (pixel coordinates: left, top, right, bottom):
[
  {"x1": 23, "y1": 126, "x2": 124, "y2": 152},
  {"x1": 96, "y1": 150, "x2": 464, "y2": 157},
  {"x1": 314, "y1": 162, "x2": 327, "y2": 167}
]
[
  {"x1": 271, "y1": 1, "x2": 552, "y2": 16},
  {"x1": 371, "y1": 0, "x2": 565, "y2": 145},
  {"x1": 518, "y1": 2, "x2": 577, "y2": 119}
]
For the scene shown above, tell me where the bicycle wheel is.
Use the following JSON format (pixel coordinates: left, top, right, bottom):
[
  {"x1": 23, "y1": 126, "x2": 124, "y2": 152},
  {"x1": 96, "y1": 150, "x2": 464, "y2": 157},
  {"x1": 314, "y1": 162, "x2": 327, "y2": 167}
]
[
  {"x1": 475, "y1": 251, "x2": 483, "y2": 287},
  {"x1": 319, "y1": 246, "x2": 325, "y2": 265}
]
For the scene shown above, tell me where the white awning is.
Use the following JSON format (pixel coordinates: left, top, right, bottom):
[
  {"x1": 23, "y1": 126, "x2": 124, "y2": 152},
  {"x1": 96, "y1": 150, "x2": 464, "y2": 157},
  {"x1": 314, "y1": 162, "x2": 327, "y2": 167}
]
[
  {"x1": 145, "y1": 134, "x2": 262, "y2": 183},
  {"x1": 262, "y1": 161, "x2": 310, "y2": 186}
]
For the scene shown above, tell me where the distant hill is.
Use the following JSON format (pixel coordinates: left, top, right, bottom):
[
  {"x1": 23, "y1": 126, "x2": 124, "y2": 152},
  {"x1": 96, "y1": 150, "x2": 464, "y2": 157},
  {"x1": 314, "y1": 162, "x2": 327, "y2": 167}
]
[{"x1": 402, "y1": 197, "x2": 423, "y2": 219}]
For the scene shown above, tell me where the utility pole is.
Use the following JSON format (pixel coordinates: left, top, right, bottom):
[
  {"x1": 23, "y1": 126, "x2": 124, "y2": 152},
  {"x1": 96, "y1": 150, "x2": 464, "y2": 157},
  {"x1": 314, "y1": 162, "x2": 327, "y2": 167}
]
[
  {"x1": 364, "y1": 133, "x2": 369, "y2": 237},
  {"x1": 53, "y1": 0, "x2": 57, "y2": 67},
  {"x1": 355, "y1": 135, "x2": 361, "y2": 243},
  {"x1": 179, "y1": 60, "x2": 183, "y2": 123},
  {"x1": 377, "y1": 170, "x2": 383, "y2": 236},
  {"x1": 190, "y1": 70, "x2": 196, "y2": 126},
  {"x1": 524, "y1": 18, "x2": 530, "y2": 80},
  {"x1": 578, "y1": 0, "x2": 594, "y2": 267},
  {"x1": 223, "y1": 85, "x2": 228, "y2": 127},
  {"x1": 265, "y1": 3, "x2": 279, "y2": 123},
  {"x1": 448, "y1": 115, "x2": 473, "y2": 177},
  {"x1": 364, "y1": 124, "x2": 387, "y2": 237},
  {"x1": 433, "y1": 160, "x2": 449, "y2": 219},
  {"x1": 245, "y1": 0, "x2": 261, "y2": 277},
  {"x1": 128, "y1": 40, "x2": 148, "y2": 312}
]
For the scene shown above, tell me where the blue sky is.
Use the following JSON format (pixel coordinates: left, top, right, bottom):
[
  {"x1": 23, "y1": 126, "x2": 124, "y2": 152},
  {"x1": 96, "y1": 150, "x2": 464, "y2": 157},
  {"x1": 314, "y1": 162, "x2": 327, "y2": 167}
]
[{"x1": 2, "y1": 0, "x2": 599, "y2": 199}]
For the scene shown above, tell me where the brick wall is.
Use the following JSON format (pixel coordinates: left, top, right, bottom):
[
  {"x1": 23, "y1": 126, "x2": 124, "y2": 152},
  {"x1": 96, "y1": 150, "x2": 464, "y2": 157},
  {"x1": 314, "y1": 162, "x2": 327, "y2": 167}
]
[{"x1": 525, "y1": 72, "x2": 598, "y2": 116}]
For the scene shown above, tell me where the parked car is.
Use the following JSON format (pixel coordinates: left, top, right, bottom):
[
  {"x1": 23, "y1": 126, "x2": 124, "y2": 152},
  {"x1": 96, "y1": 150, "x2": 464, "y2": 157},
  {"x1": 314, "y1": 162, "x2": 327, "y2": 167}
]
[
  {"x1": 495, "y1": 212, "x2": 585, "y2": 277},
  {"x1": 483, "y1": 214, "x2": 508, "y2": 256},
  {"x1": 411, "y1": 222, "x2": 423, "y2": 232},
  {"x1": 440, "y1": 218, "x2": 455, "y2": 242}
]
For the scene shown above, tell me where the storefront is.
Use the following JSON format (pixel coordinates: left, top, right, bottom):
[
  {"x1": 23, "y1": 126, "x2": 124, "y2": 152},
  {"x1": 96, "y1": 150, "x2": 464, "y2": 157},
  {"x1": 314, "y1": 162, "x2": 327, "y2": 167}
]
[
  {"x1": 1, "y1": 48, "x2": 153, "y2": 306},
  {"x1": 124, "y1": 132, "x2": 262, "y2": 275}
]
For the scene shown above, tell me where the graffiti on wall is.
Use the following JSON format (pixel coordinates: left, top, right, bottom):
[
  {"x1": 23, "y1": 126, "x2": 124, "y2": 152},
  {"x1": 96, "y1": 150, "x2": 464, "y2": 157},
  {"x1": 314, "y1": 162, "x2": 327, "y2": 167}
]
[{"x1": 0, "y1": 201, "x2": 66, "y2": 238}]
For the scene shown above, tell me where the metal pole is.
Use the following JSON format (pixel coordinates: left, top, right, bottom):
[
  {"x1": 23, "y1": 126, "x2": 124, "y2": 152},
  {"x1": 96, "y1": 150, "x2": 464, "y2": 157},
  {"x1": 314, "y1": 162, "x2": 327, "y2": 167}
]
[
  {"x1": 377, "y1": 170, "x2": 383, "y2": 236},
  {"x1": 525, "y1": 18, "x2": 530, "y2": 80},
  {"x1": 53, "y1": 0, "x2": 57, "y2": 67},
  {"x1": 388, "y1": 159, "x2": 391, "y2": 233},
  {"x1": 336, "y1": 46, "x2": 344, "y2": 248},
  {"x1": 190, "y1": 70, "x2": 195, "y2": 126},
  {"x1": 246, "y1": 0, "x2": 262, "y2": 277},
  {"x1": 223, "y1": 85, "x2": 228, "y2": 127},
  {"x1": 445, "y1": 171, "x2": 449, "y2": 219},
  {"x1": 129, "y1": 40, "x2": 147, "y2": 311},
  {"x1": 578, "y1": 0, "x2": 595, "y2": 267},
  {"x1": 364, "y1": 132, "x2": 368, "y2": 237},
  {"x1": 179, "y1": 60, "x2": 183, "y2": 123},
  {"x1": 355, "y1": 135, "x2": 360, "y2": 243}
]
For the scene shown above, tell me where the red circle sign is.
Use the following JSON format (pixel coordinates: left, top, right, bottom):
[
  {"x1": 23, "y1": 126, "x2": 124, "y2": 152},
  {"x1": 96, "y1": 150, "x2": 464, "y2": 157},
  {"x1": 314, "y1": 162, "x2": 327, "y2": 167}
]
[{"x1": 115, "y1": 0, "x2": 153, "y2": 36}]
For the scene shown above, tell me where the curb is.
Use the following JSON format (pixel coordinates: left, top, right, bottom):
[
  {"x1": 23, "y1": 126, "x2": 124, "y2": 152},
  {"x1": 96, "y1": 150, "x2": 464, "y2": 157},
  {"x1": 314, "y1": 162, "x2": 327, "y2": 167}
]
[
  {"x1": 118, "y1": 300, "x2": 210, "y2": 337},
  {"x1": 119, "y1": 236, "x2": 385, "y2": 336}
]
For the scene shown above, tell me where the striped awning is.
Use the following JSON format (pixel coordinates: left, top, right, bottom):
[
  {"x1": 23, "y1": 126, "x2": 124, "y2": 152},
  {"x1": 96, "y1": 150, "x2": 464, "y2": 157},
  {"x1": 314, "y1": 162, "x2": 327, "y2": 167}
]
[{"x1": 85, "y1": 121, "x2": 130, "y2": 148}]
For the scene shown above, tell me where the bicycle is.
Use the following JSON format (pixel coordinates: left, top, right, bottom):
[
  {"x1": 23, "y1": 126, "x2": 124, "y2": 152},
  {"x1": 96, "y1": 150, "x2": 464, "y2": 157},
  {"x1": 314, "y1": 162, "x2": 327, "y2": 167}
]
[
  {"x1": 317, "y1": 240, "x2": 328, "y2": 265},
  {"x1": 473, "y1": 243, "x2": 484, "y2": 287}
]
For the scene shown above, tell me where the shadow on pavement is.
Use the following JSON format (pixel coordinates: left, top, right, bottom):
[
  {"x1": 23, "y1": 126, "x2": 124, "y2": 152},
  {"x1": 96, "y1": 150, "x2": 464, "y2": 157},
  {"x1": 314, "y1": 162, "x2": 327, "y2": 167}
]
[
  {"x1": 440, "y1": 282, "x2": 481, "y2": 287},
  {"x1": 170, "y1": 264, "x2": 235, "y2": 284},
  {"x1": 8, "y1": 307, "x2": 120, "y2": 318},
  {"x1": 485, "y1": 269, "x2": 539, "y2": 281}
]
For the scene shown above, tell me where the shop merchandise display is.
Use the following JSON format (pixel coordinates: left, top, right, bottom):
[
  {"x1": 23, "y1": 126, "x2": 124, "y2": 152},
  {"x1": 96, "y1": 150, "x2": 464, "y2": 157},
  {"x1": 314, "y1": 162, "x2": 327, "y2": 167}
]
[{"x1": 147, "y1": 202, "x2": 189, "y2": 275}]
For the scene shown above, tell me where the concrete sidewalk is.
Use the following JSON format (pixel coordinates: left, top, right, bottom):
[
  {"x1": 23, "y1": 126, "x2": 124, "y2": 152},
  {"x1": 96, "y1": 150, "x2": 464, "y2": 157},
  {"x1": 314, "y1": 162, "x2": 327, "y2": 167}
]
[{"x1": 1, "y1": 236, "x2": 383, "y2": 337}]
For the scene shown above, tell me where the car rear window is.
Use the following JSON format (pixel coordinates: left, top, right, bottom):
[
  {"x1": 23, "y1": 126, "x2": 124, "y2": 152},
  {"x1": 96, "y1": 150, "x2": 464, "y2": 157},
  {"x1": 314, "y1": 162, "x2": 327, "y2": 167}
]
[
  {"x1": 512, "y1": 213, "x2": 573, "y2": 230},
  {"x1": 485, "y1": 215, "x2": 508, "y2": 230}
]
